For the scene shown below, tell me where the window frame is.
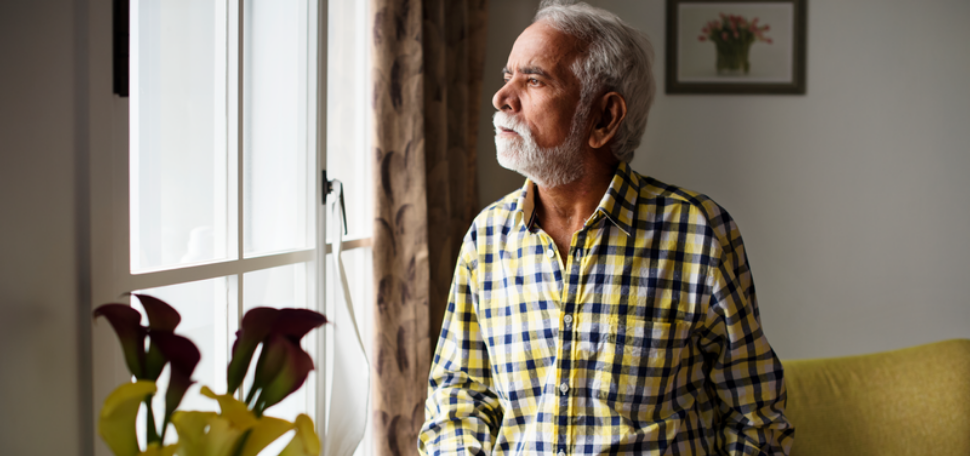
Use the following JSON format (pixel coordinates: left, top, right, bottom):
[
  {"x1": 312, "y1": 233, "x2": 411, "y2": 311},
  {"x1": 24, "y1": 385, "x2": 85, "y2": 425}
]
[{"x1": 89, "y1": 1, "x2": 337, "y2": 454}]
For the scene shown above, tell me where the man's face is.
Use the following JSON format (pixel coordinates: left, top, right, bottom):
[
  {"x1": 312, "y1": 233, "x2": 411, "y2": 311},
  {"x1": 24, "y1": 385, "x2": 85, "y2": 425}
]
[{"x1": 492, "y1": 21, "x2": 589, "y2": 187}]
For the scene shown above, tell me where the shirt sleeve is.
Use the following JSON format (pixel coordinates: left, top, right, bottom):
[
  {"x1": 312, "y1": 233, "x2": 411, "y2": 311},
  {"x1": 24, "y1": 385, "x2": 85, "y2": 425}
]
[
  {"x1": 699, "y1": 207, "x2": 795, "y2": 455},
  {"x1": 418, "y1": 239, "x2": 502, "y2": 456}
]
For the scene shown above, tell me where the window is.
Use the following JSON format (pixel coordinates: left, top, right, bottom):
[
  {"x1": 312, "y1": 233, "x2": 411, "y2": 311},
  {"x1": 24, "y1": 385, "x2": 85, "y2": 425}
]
[{"x1": 91, "y1": 1, "x2": 372, "y2": 454}]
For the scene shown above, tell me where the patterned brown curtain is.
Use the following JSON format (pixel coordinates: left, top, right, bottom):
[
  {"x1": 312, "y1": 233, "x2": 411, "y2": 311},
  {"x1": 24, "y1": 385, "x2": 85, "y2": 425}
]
[{"x1": 370, "y1": 0, "x2": 488, "y2": 455}]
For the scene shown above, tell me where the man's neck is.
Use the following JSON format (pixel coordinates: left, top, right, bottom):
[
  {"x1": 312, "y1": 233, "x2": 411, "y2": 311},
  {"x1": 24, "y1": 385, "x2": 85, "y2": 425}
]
[{"x1": 534, "y1": 160, "x2": 617, "y2": 257}]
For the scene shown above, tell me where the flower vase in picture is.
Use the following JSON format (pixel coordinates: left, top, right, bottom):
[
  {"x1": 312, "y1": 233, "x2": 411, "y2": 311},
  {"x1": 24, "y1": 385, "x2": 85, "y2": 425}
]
[{"x1": 699, "y1": 13, "x2": 772, "y2": 76}]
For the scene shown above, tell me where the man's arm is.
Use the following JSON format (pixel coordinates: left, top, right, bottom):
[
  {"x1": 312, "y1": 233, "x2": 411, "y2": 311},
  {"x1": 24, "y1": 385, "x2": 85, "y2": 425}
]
[
  {"x1": 418, "y1": 244, "x2": 502, "y2": 456},
  {"x1": 699, "y1": 206, "x2": 795, "y2": 455}
]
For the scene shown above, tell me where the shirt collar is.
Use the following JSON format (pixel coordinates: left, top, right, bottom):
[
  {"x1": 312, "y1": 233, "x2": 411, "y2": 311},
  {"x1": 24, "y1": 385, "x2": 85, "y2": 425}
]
[{"x1": 515, "y1": 161, "x2": 640, "y2": 236}]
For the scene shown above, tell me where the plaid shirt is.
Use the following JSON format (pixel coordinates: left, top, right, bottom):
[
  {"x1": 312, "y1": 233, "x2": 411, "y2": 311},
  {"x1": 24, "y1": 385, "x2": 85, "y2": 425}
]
[{"x1": 420, "y1": 162, "x2": 794, "y2": 456}]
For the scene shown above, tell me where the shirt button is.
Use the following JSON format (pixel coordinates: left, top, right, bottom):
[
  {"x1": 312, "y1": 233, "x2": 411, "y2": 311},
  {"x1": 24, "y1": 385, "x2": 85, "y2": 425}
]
[
  {"x1": 563, "y1": 314, "x2": 573, "y2": 325},
  {"x1": 558, "y1": 450, "x2": 566, "y2": 456},
  {"x1": 546, "y1": 247, "x2": 555, "y2": 258},
  {"x1": 559, "y1": 382, "x2": 569, "y2": 394}
]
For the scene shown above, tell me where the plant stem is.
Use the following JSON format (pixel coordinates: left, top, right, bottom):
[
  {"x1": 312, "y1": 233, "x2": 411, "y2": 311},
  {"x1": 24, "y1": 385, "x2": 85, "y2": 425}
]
[
  {"x1": 245, "y1": 384, "x2": 259, "y2": 407},
  {"x1": 143, "y1": 394, "x2": 160, "y2": 444}
]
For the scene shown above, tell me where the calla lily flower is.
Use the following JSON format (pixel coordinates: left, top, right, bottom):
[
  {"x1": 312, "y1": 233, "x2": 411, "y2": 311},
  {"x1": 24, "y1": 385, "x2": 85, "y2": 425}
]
[
  {"x1": 150, "y1": 330, "x2": 201, "y2": 439},
  {"x1": 227, "y1": 308, "x2": 279, "y2": 394},
  {"x1": 278, "y1": 414, "x2": 320, "y2": 456},
  {"x1": 227, "y1": 308, "x2": 326, "y2": 415},
  {"x1": 253, "y1": 336, "x2": 315, "y2": 414},
  {"x1": 99, "y1": 380, "x2": 158, "y2": 456},
  {"x1": 95, "y1": 295, "x2": 202, "y2": 452},
  {"x1": 171, "y1": 387, "x2": 295, "y2": 456},
  {"x1": 94, "y1": 304, "x2": 148, "y2": 378},
  {"x1": 136, "y1": 294, "x2": 183, "y2": 381},
  {"x1": 201, "y1": 386, "x2": 293, "y2": 456}
]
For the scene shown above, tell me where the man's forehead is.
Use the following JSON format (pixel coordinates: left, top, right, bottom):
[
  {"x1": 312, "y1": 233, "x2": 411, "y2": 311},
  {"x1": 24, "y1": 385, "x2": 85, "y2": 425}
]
[{"x1": 504, "y1": 22, "x2": 584, "y2": 77}]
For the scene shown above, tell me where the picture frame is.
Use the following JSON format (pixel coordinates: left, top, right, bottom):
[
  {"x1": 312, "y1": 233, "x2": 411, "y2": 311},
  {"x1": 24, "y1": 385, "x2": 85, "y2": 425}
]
[{"x1": 665, "y1": 0, "x2": 807, "y2": 94}]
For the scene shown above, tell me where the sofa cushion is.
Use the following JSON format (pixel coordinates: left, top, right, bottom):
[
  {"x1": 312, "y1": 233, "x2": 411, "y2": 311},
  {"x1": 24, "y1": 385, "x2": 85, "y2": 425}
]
[{"x1": 782, "y1": 339, "x2": 970, "y2": 456}]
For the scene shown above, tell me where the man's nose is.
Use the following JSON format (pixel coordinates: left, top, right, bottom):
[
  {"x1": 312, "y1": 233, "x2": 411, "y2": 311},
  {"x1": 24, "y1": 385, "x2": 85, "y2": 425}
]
[{"x1": 492, "y1": 82, "x2": 519, "y2": 113}]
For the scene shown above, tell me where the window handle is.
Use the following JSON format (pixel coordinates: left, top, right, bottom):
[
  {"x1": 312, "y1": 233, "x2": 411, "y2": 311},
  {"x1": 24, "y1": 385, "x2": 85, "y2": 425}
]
[{"x1": 323, "y1": 170, "x2": 348, "y2": 235}]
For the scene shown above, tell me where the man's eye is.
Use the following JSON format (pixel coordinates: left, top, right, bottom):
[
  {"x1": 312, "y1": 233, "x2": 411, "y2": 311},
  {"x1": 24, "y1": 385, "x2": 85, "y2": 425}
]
[{"x1": 528, "y1": 78, "x2": 540, "y2": 86}]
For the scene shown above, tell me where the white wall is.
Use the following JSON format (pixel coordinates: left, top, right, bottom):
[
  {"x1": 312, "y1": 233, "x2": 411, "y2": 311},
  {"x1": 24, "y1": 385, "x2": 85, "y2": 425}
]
[
  {"x1": 477, "y1": 0, "x2": 970, "y2": 359},
  {"x1": 0, "y1": 0, "x2": 89, "y2": 454}
]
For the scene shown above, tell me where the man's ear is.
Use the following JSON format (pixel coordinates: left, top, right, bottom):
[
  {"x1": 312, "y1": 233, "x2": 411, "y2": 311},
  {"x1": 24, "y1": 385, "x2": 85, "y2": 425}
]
[{"x1": 588, "y1": 92, "x2": 627, "y2": 150}]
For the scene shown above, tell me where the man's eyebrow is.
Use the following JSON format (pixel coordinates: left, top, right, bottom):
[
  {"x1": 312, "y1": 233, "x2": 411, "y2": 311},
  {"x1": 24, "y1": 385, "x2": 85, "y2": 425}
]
[{"x1": 501, "y1": 66, "x2": 550, "y2": 78}]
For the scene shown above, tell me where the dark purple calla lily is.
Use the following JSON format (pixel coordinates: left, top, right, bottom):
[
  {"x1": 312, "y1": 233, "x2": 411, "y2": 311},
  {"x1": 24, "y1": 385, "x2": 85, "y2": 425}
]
[
  {"x1": 228, "y1": 307, "x2": 327, "y2": 413},
  {"x1": 227, "y1": 307, "x2": 281, "y2": 394},
  {"x1": 134, "y1": 294, "x2": 183, "y2": 381},
  {"x1": 93, "y1": 304, "x2": 147, "y2": 379},
  {"x1": 254, "y1": 336, "x2": 315, "y2": 416},
  {"x1": 272, "y1": 308, "x2": 328, "y2": 341},
  {"x1": 250, "y1": 333, "x2": 289, "y2": 402},
  {"x1": 135, "y1": 294, "x2": 182, "y2": 331},
  {"x1": 149, "y1": 330, "x2": 201, "y2": 440}
]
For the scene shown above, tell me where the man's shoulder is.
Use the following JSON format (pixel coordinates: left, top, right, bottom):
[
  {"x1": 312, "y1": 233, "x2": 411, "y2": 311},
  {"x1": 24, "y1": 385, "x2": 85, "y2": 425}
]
[
  {"x1": 630, "y1": 169, "x2": 737, "y2": 241},
  {"x1": 634, "y1": 172, "x2": 726, "y2": 219}
]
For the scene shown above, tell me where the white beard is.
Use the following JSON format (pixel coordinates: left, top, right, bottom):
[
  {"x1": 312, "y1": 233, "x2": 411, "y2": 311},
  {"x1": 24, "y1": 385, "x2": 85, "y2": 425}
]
[{"x1": 493, "y1": 108, "x2": 588, "y2": 188}]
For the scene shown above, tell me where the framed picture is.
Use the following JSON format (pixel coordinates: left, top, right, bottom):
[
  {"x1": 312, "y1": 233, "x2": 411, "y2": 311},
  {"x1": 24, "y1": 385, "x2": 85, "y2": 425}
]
[{"x1": 665, "y1": 0, "x2": 807, "y2": 94}]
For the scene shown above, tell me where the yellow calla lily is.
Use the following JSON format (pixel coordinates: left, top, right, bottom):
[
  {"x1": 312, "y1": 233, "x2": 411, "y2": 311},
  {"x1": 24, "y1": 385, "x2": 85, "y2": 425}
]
[
  {"x1": 278, "y1": 414, "x2": 320, "y2": 456},
  {"x1": 139, "y1": 442, "x2": 178, "y2": 456},
  {"x1": 171, "y1": 411, "x2": 244, "y2": 456},
  {"x1": 238, "y1": 415, "x2": 293, "y2": 456},
  {"x1": 99, "y1": 380, "x2": 157, "y2": 456},
  {"x1": 200, "y1": 386, "x2": 257, "y2": 429},
  {"x1": 170, "y1": 386, "x2": 296, "y2": 456}
]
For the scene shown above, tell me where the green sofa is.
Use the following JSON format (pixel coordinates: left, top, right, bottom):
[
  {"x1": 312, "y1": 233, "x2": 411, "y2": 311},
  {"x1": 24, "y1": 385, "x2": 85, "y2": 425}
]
[{"x1": 783, "y1": 339, "x2": 970, "y2": 455}]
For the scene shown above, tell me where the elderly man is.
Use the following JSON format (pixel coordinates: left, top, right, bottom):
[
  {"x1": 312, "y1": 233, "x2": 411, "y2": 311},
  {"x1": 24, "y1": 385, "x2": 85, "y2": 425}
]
[{"x1": 419, "y1": 2, "x2": 794, "y2": 455}]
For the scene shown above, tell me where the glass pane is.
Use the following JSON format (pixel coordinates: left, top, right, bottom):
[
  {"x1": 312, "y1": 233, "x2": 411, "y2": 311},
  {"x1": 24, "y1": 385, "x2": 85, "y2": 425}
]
[
  {"x1": 130, "y1": 0, "x2": 230, "y2": 272},
  {"x1": 243, "y1": 0, "x2": 312, "y2": 256},
  {"x1": 327, "y1": 0, "x2": 372, "y2": 241},
  {"x1": 243, "y1": 263, "x2": 311, "y2": 455},
  {"x1": 133, "y1": 277, "x2": 230, "y2": 445}
]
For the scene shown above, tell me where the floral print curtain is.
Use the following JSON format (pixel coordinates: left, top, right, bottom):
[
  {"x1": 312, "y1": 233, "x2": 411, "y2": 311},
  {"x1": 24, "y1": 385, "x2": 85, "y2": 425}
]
[{"x1": 370, "y1": 0, "x2": 488, "y2": 455}]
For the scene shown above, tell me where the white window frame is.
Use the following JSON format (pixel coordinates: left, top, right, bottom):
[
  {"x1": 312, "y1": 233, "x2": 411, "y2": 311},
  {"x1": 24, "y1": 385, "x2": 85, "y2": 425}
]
[{"x1": 85, "y1": 1, "x2": 375, "y2": 455}]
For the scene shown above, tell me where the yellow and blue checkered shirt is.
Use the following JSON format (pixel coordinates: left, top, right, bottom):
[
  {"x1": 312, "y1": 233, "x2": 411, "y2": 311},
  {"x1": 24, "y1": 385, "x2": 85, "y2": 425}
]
[{"x1": 420, "y1": 162, "x2": 794, "y2": 455}]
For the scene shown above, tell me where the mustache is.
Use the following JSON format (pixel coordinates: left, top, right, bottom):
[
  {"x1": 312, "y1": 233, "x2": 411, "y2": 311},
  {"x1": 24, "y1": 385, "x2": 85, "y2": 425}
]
[{"x1": 493, "y1": 111, "x2": 527, "y2": 136}]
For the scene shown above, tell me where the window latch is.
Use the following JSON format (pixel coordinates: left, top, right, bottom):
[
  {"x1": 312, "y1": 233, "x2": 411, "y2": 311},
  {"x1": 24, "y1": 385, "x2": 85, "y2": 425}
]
[{"x1": 323, "y1": 170, "x2": 348, "y2": 235}]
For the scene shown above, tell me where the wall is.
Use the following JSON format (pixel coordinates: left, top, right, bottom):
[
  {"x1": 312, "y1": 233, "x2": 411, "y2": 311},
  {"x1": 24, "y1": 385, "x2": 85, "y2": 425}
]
[
  {"x1": 0, "y1": 0, "x2": 90, "y2": 454},
  {"x1": 477, "y1": 0, "x2": 970, "y2": 359}
]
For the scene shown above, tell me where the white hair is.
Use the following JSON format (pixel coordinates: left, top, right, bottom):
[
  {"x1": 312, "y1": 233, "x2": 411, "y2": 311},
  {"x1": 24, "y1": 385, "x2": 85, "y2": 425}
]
[{"x1": 534, "y1": 0, "x2": 656, "y2": 163}]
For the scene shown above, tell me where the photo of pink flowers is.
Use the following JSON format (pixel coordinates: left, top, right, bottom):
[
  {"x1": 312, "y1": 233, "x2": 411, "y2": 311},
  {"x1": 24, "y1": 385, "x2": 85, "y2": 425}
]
[
  {"x1": 699, "y1": 13, "x2": 773, "y2": 75},
  {"x1": 665, "y1": 0, "x2": 806, "y2": 94}
]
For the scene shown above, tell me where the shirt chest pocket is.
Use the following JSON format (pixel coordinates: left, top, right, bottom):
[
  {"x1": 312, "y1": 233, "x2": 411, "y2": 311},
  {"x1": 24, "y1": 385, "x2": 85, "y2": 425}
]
[{"x1": 576, "y1": 317, "x2": 692, "y2": 417}]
